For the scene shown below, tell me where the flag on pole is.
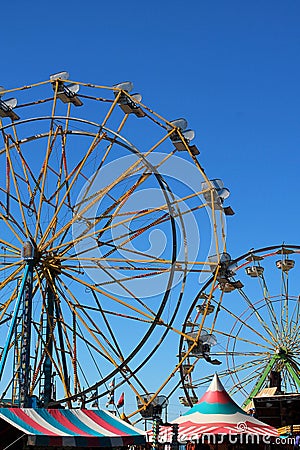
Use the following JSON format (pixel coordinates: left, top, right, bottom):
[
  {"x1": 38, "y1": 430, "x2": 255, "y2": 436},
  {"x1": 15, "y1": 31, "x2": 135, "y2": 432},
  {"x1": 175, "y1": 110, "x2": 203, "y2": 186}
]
[{"x1": 117, "y1": 392, "x2": 125, "y2": 408}]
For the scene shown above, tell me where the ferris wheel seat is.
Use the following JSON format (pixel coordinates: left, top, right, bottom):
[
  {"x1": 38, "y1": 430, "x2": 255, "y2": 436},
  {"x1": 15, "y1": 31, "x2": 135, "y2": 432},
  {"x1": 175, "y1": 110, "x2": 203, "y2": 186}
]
[
  {"x1": 218, "y1": 282, "x2": 236, "y2": 292},
  {"x1": 167, "y1": 118, "x2": 199, "y2": 154},
  {"x1": 201, "y1": 180, "x2": 233, "y2": 213},
  {"x1": 56, "y1": 85, "x2": 83, "y2": 107},
  {"x1": 276, "y1": 259, "x2": 295, "y2": 272},
  {"x1": 224, "y1": 205, "x2": 235, "y2": 215},
  {"x1": 50, "y1": 73, "x2": 83, "y2": 107},
  {"x1": 205, "y1": 357, "x2": 222, "y2": 365},
  {"x1": 182, "y1": 363, "x2": 194, "y2": 374},
  {"x1": 113, "y1": 81, "x2": 134, "y2": 92},
  {"x1": 196, "y1": 303, "x2": 215, "y2": 315},
  {"x1": 188, "y1": 144, "x2": 200, "y2": 155},
  {"x1": 246, "y1": 266, "x2": 264, "y2": 277},
  {"x1": 50, "y1": 71, "x2": 70, "y2": 81},
  {"x1": 179, "y1": 396, "x2": 198, "y2": 406},
  {"x1": 117, "y1": 92, "x2": 146, "y2": 117},
  {"x1": 0, "y1": 98, "x2": 20, "y2": 120},
  {"x1": 167, "y1": 118, "x2": 188, "y2": 131},
  {"x1": 171, "y1": 139, "x2": 199, "y2": 155}
]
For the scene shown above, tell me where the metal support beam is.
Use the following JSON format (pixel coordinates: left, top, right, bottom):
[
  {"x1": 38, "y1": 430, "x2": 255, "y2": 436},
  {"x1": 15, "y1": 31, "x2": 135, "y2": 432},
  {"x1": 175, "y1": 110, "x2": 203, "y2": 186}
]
[
  {"x1": 285, "y1": 360, "x2": 300, "y2": 388},
  {"x1": 0, "y1": 264, "x2": 30, "y2": 381},
  {"x1": 43, "y1": 278, "x2": 55, "y2": 406},
  {"x1": 243, "y1": 354, "x2": 278, "y2": 407},
  {"x1": 19, "y1": 261, "x2": 34, "y2": 407}
]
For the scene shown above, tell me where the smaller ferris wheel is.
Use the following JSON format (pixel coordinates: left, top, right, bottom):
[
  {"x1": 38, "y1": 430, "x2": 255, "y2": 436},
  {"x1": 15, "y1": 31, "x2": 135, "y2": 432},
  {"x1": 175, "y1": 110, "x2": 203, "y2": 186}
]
[{"x1": 178, "y1": 244, "x2": 300, "y2": 408}]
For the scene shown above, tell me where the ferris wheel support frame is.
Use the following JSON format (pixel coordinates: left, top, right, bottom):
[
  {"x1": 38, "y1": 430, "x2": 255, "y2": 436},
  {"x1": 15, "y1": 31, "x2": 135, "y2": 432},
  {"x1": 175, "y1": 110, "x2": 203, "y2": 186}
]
[
  {"x1": 19, "y1": 258, "x2": 34, "y2": 407},
  {"x1": 0, "y1": 258, "x2": 35, "y2": 407},
  {"x1": 244, "y1": 352, "x2": 300, "y2": 407}
]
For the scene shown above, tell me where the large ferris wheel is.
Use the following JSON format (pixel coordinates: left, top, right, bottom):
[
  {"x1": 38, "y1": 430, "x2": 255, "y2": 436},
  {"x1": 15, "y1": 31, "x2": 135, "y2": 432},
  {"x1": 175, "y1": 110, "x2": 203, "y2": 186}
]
[
  {"x1": 0, "y1": 73, "x2": 230, "y2": 419},
  {"x1": 179, "y1": 244, "x2": 300, "y2": 409}
]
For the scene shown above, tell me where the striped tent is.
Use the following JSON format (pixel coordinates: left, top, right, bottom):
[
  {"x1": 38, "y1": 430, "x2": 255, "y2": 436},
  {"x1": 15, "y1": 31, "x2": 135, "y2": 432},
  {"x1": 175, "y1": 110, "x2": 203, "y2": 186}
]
[
  {"x1": 149, "y1": 374, "x2": 278, "y2": 442},
  {"x1": 0, "y1": 408, "x2": 145, "y2": 447}
]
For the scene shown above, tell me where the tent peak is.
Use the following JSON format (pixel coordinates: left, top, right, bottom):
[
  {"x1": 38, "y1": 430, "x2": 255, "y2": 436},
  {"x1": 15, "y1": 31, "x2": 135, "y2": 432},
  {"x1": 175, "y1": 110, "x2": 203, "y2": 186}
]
[{"x1": 207, "y1": 373, "x2": 224, "y2": 393}]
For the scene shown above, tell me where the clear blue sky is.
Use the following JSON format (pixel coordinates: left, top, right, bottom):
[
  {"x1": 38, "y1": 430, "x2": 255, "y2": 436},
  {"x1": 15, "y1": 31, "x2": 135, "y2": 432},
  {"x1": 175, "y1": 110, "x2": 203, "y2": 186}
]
[{"x1": 2, "y1": 0, "x2": 300, "y2": 419}]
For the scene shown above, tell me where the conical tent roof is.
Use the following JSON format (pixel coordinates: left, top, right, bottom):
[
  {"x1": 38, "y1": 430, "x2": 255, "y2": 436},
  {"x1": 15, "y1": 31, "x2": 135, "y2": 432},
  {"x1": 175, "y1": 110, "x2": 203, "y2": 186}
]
[
  {"x1": 180, "y1": 373, "x2": 246, "y2": 417},
  {"x1": 149, "y1": 374, "x2": 278, "y2": 442}
]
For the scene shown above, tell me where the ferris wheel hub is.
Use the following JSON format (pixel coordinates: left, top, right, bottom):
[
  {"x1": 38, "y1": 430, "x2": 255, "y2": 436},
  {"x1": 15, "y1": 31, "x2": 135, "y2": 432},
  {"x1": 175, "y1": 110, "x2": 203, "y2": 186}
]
[{"x1": 276, "y1": 347, "x2": 288, "y2": 357}]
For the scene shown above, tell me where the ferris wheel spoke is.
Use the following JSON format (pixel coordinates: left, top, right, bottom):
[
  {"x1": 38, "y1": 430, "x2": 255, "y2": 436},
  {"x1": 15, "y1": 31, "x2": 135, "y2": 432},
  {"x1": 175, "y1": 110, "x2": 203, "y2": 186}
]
[
  {"x1": 219, "y1": 330, "x2": 272, "y2": 351},
  {"x1": 289, "y1": 329, "x2": 300, "y2": 350},
  {"x1": 40, "y1": 132, "x2": 134, "y2": 250},
  {"x1": 56, "y1": 289, "x2": 152, "y2": 401},
  {"x1": 208, "y1": 289, "x2": 225, "y2": 332},
  {"x1": 211, "y1": 304, "x2": 274, "y2": 349},
  {"x1": 34, "y1": 125, "x2": 63, "y2": 241},
  {"x1": 57, "y1": 127, "x2": 72, "y2": 212},
  {"x1": 72, "y1": 108, "x2": 129, "y2": 212},
  {"x1": 280, "y1": 271, "x2": 290, "y2": 339},
  {"x1": 0, "y1": 238, "x2": 20, "y2": 253},
  {"x1": 0, "y1": 259, "x2": 23, "y2": 274},
  {"x1": 56, "y1": 277, "x2": 127, "y2": 366},
  {"x1": 88, "y1": 288, "x2": 126, "y2": 361},
  {"x1": 0, "y1": 263, "x2": 24, "y2": 290},
  {"x1": 42, "y1": 129, "x2": 175, "y2": 254},
  {"x1": 227, "y1": 356, "x2": 268, "y2": 376},
  {"x1": 285, "y1": 361, "x2": 300, "y2": 389},
  {"x1": 288, "y1": 296, "x2": 300, "y2": 340},
  {"x1": 64, "y1": 303, "x2": 153, "y2": 324},
  {"x1": 193, "y1": 359, "x2": 261, "y2": 394},
  {"x1": 257, "y1": 272, "x2": 281, "y2": 337},
  {"x1": 229, "y1": 363, "x2": 267, "y2": 397},
  {"x1": 5, "y1": 143, "x2": 34, "y2": 240},
  {"x1": 74, "y1": 321, "x2": 107, "y2": 389},
  {"x1": 39, "y1": 129, "x2": 108, "y2": 249},
  {"x1": 59, "y1": 249, "x2": 210, "y2": 268},
  {"x1": 212, "y1": 350, "x2": 270, "y2": 357},
  {"x1": 66, "y1": 171, "x2": 154, "y2": 256},
  {"x1": 10, "y1": 140, "x2": 44, "y2": 239},
  {"x1": 55, "y1": 170, "x2": 153, "y2": 255},
  {"x1": 58, "y1": 285, "x2": 126, "y2": 362},
  {"x1": 90, "y1": 262, "x2": 164, "y2": 308},
  {"x1": 30, "y1": 320, "x2": 70, "y2": 399},
  {"x1": 100, "y1": 237, "x2": 170, "y2": 262},
  {"x1": 60, "y1": 317, "x2": 118, "y2": 365},
  {"x1": 236, "y1": 288, "x2": 276, "y2": 343},
  {"x1": 0, "y1": 286, "x2": 19, "y2": 324},
  {"x1": 93, "y1": 267, "x2": 169, "y2": 287},
  {"x1": 73, "y1": 316, "x2": 150, "y2": 401},
  {"x1": 0, "y1": 208, "x2": 27, "y2": 244},
  {"x1": 71, "y1": 319, "x2": 151, "y2": 406},
  {"x1": 48, "y1": 203, "x2": 171, "y2": 256},
  {"x1": 47, "y1": 128, "x2": 73, "y2": 238},
  {"x1": 60, "y1": 267, "x2": 158, "y2": 320}
]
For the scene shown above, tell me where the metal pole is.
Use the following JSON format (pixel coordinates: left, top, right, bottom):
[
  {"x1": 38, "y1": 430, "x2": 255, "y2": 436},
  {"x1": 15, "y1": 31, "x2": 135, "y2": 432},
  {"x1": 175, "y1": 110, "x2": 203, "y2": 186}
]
[
  {"x1": 0, "y1": 264, "x2": 30, "y2": 381},
  {"x1": 43, "y1": 275, "x2": 55, "y2": 406},
  {"x1": 19, "y1": 260, "x2": 34, "y2": 407},
  {"x1": 152, "y1": 418, "x2": 160, "y2": 450}
]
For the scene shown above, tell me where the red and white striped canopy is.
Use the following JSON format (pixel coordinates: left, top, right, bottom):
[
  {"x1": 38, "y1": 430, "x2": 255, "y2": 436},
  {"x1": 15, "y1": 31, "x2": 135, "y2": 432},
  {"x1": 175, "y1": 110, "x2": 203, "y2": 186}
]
[
  {"x1": 149, "y1": 374, "x2": 278, "y2": 442},
  {"x1": 0, "y1": 407, "x2": 145, "y2": 447}
]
